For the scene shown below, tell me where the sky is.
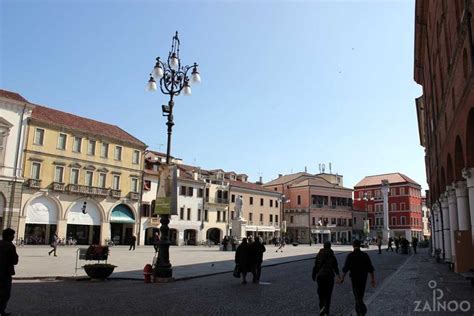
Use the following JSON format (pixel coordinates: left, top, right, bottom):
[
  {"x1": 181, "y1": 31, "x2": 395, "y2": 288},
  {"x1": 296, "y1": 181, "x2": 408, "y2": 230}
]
[{"x1": 0, "y1": 0, "x2": 425, "y2": 190}]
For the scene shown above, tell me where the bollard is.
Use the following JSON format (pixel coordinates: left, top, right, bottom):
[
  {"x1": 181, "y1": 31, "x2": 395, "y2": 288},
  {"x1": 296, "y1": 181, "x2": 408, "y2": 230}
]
[{"x1": 143, "y1": 264, "x2": 153, "y2": 283}]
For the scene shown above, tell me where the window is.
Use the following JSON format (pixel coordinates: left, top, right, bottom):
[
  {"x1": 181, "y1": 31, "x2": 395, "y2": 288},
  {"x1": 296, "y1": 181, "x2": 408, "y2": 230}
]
[
  {"x1": 290, "y1": 216, "x2": 294, "y2": 224},
  {"x1": 217, "y1": 211, "x2": 221, "y2": 222},
  {"x1": 270, "y1": 214, "x2": 273, "y2": 223},
  {"x1": 85, "y1": 171, "x2": 93, "y2": 186},
  {"x1": 31, "y1": 162, "x2": 41, "y2": 179},
  {"x1": 250, "y1": 197, "x2": 254, "y2": 205},
  {"x1": 270, "y1": 200, "x2": 273, "y2": 207},
  {"x1": 390, "y1": 188, "x2": 396, "y2": 196},
  {"x1": 57, "y1": 133, "x2": 67, "y2": 150},
  {"x1": 297, "y1": 195, "x2": 301, "y2": 205},
  {"x1": 73, "y1": 136, "x2": 82, "y2": 152},
  {"x1": 131, "y1": 178, "x2": 138, "y2": 192},
  {"x1": 0, "y1": 132, "x2": 6, "y2": 166},
  {"x1": 260, "y1": 198, "x2": 264, "y2": 206},
  {"x1": 275, "y1": 215, "x2": 279, "y2": 223},
  {"x1": 223, "y1": 211, "x2": 226, "y2": 221},
  {"x1": 187, "y1": 187, "x2": 193, "y2": 197},
  {"x1": 143, "y1": 180, "x2": 151, "y2": 191},
  {"x1": 54, "y1": 166, "x2": 64, "y2": 182},
  {"x1": 114, "y1": 146, "x2": 122, "y2": 160},
  {"x1": 353, "y1": 217, "x2": 357, "y2": 225},
  {"x1": 231, "y1": 211, "x2": 234, "y2": 219},
  {"x1": 198, "y1": 188, "x2": 203, "y2": 198},
  {"x1": 180, "y1": 186, "x2": 186, "y2": 195},
  {"x1": 400, "y1": 187, "x2": 405, "y2": 195},
  {"x1": 312, "y1": 217, "x2": 315, "y2": 225},
  {"x1": 98, "y1": 173, "x2": 106, "y2": 188},
  {"x1": 101, "y1": 143, "x2": 109, "y2": 158},
  {"x1": 249, "y1": 212, "x2": 253, "y2": 221},
  {"x1": 204, "y1": 209, "x2": 208, "y2": 222},
  {"x1": 275, "y1": 200, "x2": 279, "y2": 208},
  {"x1": 180, "y1": 207, "x2": 184, "y2": 220},
  {"x1": 259, "y1": 213, "x2": 263, "y2": 223},
  {"x1": 231, "y1": 194, "x2": 235, "y2": 202},
  {"x1": 132, "y1": 150, "x2": 140, "y2": 164},
  {"x1": 391, "y1": 203, "x2": 396, "y2": 211},
  {"x1": 70, "y1": 168, "x2": 79, "y2": 184},
  {"x1": 400, "y1": 203, "x2": 406, "y2": 210},
  {"x1": 391, "y1": 217, "x2": 397, "y2": 226},
  {"x1": 368, "y1": 205, "x2": 373, "y2": 212},
  {"x1": 198, "y1": 209, "x2": 202, "y2": 221},
  {"x1": 113, "y1": 175, "x2": 120, "y2": 190},
  {"x1": 187, "y1": 208, "x2": 191, "y2": 220},
  {"x1": 34, "y1": 128, "x2": 44, "y2": 145},
  {"x1": 400, "y1": 216, "x2": 406, "y2": 225},
  {"x1": 88, "y1": 140, "x2": 96, "y2": 155}
]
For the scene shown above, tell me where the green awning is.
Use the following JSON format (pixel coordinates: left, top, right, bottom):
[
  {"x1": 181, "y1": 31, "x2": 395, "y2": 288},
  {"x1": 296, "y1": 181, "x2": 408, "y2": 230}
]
[{"x1": 111, "y1": 205, "x2": 135, "y2": 223}]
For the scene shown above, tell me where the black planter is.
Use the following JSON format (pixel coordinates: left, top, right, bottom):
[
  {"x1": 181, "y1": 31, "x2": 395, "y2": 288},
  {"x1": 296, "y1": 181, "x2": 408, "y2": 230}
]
[{"x1": 84, "y1": 264, "x2": 116, "y2": 280}]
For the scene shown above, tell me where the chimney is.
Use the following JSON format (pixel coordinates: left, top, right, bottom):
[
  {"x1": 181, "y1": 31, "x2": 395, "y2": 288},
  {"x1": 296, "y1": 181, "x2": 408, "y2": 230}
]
[
  {"x1": 176, "y1": 168, "x2": 180, "y2": 177},
  {"x1": 278, "y1": 174, "x2": 283, "y2": 178},
  {"x1": 193, "y1": 171, "x2": 198, "y2": 180},
  {"x1": 256, "y1": 176, "x2": 263, "y2": 185}
]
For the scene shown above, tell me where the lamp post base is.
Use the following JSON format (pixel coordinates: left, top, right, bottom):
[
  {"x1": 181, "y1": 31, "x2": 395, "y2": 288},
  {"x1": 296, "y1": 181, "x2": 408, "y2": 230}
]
[{"x1": 153, "y1": 214, "x2": 173, "y2": 279}]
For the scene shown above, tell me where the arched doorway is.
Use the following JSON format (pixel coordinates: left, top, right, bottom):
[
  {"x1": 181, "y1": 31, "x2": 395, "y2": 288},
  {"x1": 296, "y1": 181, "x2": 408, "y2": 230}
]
[
  {"x1": 144, "y1": 227, "x2": 159, "y2": 245},
  {"x1": 169, "y1": 229, "x2": 178, "y2": 245},
  {"x1": 110, "y1": 204, "x2": 135, "y2": 245},
  {"x1": 206, "y1": 228, "x2": 221, "y2": 245},
  {"x1": 184, "y1": 229, "x2": 197, "y2": 245},
  {"x1": 67, "y1": 199, "x2": 101, "y2": 245},
  {"x1": 25, "y1": 195, "x2": 59, "y2": 244}
]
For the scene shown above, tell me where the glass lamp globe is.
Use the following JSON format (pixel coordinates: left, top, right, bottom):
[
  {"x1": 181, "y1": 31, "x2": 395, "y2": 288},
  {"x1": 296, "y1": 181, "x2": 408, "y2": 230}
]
[
  {"x1": 147, "y1": 77, "x2": 157, "y2": 92},
  {"x1": 170, "y1": 53, "x2": 179, "y2": 70},
  {"x1": 182, "y1": 84, "x2": 192, "y2": 96},
  {"x1": 191, "y1": 70, "x2": 201, "y2": 84},
  {"x1": 153, "y1": 65, "x2": 164, "y2": 79}
]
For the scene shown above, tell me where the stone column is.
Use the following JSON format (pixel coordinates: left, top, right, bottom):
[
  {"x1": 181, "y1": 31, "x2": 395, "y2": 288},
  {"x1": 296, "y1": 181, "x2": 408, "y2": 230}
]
[
  {"x1": 381, "y1": 180, "x2": 390, "y2": 242},
  {"x1": 440, "y1": 194, "x2": 452, "y2": 261},
  {"x1": 430, "y1": 204, "x2": 438, "y2": 256},
  {"x1": 447, "y1": 186, "x2": 458, "y2": 262},
  {"x1": 455, "y1": 180, "x2": 471, "y2": 230},
  {"x1": 56, "y1": 219, "x2": 67, "y2": 239},
  {"x1": 101, "y1": 222, "x2": 111, "y2": 245},
  {"x1": 462, "y1": 168, "x2": 474, "y2": 245}
]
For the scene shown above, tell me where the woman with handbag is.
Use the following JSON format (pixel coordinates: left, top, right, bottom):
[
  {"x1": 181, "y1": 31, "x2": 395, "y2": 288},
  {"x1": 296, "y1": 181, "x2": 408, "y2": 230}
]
[
  {"x1": 235, "y1": 238, "x2": 252, "y2": 284},
  {"x1": 312, "y1": 241, "x2": 340, "y2": 315}
]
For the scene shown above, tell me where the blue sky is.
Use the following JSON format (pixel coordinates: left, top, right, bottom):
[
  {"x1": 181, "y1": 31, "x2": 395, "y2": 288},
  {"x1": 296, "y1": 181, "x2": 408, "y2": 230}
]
[{"x1": 1, "y1": 0, "x2": 425, "y2": 190}]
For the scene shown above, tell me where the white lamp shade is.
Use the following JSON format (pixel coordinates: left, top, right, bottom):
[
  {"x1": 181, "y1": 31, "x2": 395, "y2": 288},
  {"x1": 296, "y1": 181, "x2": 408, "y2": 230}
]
[
  {"x1": 170, "y1": 56, "x2": 179, "y2": 70},
  {"x1": 191, "y1": 72, "x2": 201, "y2": 84},
  {"x1": 153, "y1": 66, "x2": 164, "y2": 79},
  {"x1": 147, "y1": 80, "x2": 157, "y2": 92},
  {"x1": 182, "y1": 85, "x2": 192, "y2": 96}
]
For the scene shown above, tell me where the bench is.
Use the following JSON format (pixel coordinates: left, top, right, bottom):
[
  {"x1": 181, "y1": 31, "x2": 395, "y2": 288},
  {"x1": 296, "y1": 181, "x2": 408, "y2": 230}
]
[{"x1": 461, "y1": 271, "x2": 474, "y2": 287}]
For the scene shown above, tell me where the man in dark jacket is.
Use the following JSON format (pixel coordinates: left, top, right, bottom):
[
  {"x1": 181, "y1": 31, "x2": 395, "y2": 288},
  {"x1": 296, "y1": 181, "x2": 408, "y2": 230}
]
[
  {"x1": 0, "y1": 228, "x2": 19, "y2": 316},
  {"x1": 312, "y1": 241, "x2": 340, "y2": 315},
  {"x1": 412, "y1": 237, "x2": 418, "y2": 254},
  {"x1": 129, "y1": 235, "x2": 137, "y2": 251},
  {"x1": 250, "y1": 237, "x2": 266, "y2": 283},
  {"x1": 235, "y1": 238, "x2": 252, "y2": 284},
  {"x1": 341, "y1": 240, "x2": 376, "y2": 316}
]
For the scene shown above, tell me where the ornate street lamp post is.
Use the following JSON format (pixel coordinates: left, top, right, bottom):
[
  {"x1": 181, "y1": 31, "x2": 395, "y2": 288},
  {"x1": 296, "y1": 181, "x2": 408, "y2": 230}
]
[{"x1": 147, "y1": 32, "x2": 200, "y2": 278}]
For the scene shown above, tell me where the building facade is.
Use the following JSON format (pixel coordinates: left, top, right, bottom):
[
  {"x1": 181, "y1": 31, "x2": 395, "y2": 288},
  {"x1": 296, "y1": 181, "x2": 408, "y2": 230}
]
[
  {"x1": 353, "y1": 173, "x2": 423, "y2": 240},
  {"x1": 19, "y1": 102, "x2": 146, "y2": 245},
  {"x1": 414, "y1": 0, "x2": 474, "y2": 271},
  {"x1": 421, "y1": 196, "x2": 431, "y2": 239},
  {"x1": 264, "y1": 172, "x2": 353, "y2": 244},
  {"x1": 0, "y1": 90, "x2": 33, "y2": 232}
]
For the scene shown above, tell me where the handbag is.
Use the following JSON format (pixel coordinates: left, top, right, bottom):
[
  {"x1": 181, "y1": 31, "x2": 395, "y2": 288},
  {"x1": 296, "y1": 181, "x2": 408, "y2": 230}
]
[{"x1": 233, "y1": 264, "x2": 241, "y2": 278}]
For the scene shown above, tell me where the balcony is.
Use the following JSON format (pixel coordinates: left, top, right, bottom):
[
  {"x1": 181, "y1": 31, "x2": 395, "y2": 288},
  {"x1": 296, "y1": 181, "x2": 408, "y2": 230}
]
[
  {"x1": 205, "y1": 197, "x2": 229, "y2": 204},
  {"x1": 129, "y1": 192, "x2": 140, "y2": 201},
  {"x1": 67, "y1": 184, "x2": 109, "y2": 197},
  {"x1": 51, "y1": 182, "x2": 66, "y2": 192},
  {"x1": 110, "y1": 189, "x2": 121, "y2": 199},
  {"x1": 26, "y1": 179, "x2": 41, "y2": 189}
]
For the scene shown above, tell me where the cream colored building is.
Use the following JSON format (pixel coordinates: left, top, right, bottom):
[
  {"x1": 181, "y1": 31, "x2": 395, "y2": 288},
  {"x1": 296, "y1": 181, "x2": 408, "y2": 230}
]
[
  {"x1": 19, "y1": 102, "x2": 146, "y2": 245},
  {"x1": 0, "y1": 90, "x2": 34, "y2": 232}
]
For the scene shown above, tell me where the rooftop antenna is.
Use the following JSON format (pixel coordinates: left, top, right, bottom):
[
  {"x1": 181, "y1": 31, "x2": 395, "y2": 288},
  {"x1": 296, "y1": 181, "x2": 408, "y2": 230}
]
[
  {"x1": 157, "y1": 143, "x2": 164, "y2": 152},
  {"x1": 304, "y1": 166, "x2": 307, "y2": 173},
  {"x1": 319, "y1": 164, "x2": 321, "y2": 173},
  {"x1": 329, "y1": 162, "x2": 332, "y2": 174},
  {"x1": 322, "y1": 163, "x2": 325, "y2": 173}
]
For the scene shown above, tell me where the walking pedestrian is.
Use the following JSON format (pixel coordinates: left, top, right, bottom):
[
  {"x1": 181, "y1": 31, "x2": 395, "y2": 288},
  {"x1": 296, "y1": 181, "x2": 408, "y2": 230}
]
[
  {"x1": 394, "y1": 237, "x2": 400, "y2": 253},
  {"x1": 412, "y1": 236, "x2": 418, "y2": 254},
  {"x1": 276, "y1": 237, "x2": 286, "y2": 252},
  {"x1": 0, "y1": 228, "x2": 19, "y2": 316},
  {"x1": 235, "y1": 238, "x2": 252, "y2": 284},
  {"x1": 312, "y1": 241, "x2": 341, "y2": 315},
  {"x1": 377, "y1": 238, "x2": 382, "y2": 254},
  {"x1": 386, "y1": 237, "x2": 394, "y2": 252},
  {"x1": 129, "y1": 235, "x2": 136, "y2": 251},
  {"x1": 250, "y1": 237, "x2": 266, "y2": 283},
  {"x1": 340, "y1": 239, "x2": 376, "y2": 316},
  {"x1": 153, "y1": 232, "x2": 160, "y2": 253},
  {"x1": 48, "y1": 233, "x2": 59, "y2": 256}
]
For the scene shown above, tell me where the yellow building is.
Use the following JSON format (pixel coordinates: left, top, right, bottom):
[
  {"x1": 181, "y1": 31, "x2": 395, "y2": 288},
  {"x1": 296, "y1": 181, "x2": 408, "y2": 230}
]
[{"x1": 19, "y1": 103, "x2": 146, "y2": 245}]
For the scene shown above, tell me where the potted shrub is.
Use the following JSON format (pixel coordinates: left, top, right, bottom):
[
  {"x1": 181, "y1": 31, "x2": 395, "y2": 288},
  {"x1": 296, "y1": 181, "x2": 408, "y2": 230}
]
[{"x1": 83, "y1": 245, "x2": 116, "y2": 280}]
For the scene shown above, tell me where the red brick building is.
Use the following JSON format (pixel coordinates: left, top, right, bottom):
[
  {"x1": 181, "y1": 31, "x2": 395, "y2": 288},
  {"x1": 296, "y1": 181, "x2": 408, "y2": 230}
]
[
  {"x1": 414, "y1": 0, "x2": 474, "y2": 271},
  {"x1": 354, "y1": 173, "x2": 423, "y2": 240}
]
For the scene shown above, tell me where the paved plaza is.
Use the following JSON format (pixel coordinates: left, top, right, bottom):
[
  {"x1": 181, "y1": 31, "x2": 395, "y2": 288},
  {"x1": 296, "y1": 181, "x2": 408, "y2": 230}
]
[
  {"x1": 8, "y1": 247, "x2": 474, "y2": 315},
  {"x1": 15, "y1": 244, "x2": 353, "y2": 280}
]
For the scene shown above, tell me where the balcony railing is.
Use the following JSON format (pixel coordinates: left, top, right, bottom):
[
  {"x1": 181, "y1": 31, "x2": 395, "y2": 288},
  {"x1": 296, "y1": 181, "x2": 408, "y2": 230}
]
[
  {"x1": 26, "y1": 179, "x2": 41, "y2": 189},
  {"x1": 129, "y1": 192, "x2": 140, "y2": 201},
  {"x1": 206, "y1": 197, "x2": 229, "y2": 204},
  {"x1": 67, "y1": 184, "x2": 109, "y2": 197},
  {"x1": 51, "y1": 182, "x2": 66, "y2": 192},
  {"x1": 110, "y1": 189, "x2": 121, "y2": 199}
]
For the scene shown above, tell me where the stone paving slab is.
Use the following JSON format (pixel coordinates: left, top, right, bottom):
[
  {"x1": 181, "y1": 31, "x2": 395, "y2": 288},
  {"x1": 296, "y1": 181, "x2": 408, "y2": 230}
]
[{"x1": 14, "y1": 244, "x2": 354, "y2": 280}]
